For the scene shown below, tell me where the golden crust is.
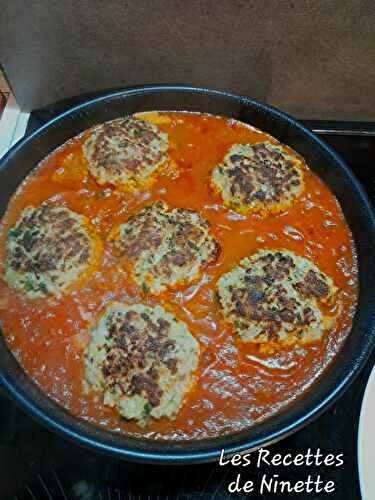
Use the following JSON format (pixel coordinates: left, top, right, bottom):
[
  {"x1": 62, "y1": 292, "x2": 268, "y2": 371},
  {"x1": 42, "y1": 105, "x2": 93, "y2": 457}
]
[
  {"x1": 217, "y1": 249, "x2": 338, "y2": 349},
  {"x1": 83, "y1": 116, "x2": 170, "y2": 192},
  {"x1": 4, "y1": 202, "x2": 102, "y2": 298},
  {"x1": 211, "y1": 141, "x2": 305, "y2": 216},
  {"x1": 110, "y1": 201, "x2": 220, "y2": 294},
  {"x1": 84, "y1": 302, "x2": 200, "y2": 425}
]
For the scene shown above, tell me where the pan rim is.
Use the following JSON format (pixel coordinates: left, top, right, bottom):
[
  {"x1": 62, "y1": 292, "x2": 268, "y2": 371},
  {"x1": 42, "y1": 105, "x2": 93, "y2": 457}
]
[{"x1": 0, "y1": 84, "x2": 374, "y2": 464}]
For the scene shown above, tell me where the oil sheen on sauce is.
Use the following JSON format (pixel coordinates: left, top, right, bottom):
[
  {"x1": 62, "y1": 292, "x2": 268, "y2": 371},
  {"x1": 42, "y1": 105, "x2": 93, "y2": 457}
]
[{"x1": 0, "y1": 112, "x2": 358, "y2": 440}]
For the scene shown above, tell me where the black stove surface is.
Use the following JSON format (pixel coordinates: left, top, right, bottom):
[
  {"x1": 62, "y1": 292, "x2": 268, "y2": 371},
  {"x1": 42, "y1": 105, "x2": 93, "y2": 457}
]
[{"x1": 0, "y1": 99, "x2": 374, "y2": 500}]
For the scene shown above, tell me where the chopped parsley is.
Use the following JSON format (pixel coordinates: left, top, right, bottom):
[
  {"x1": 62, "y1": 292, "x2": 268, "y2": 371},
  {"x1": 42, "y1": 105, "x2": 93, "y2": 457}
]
[
  {"x1": 144, "y1": 402, "x2": 152, "y2": 415},
  {"x1": 22, "y1": 229, "x2": 38, "y2": 247},
  {"x1": 234, "y1": 320, "x2": 246, "y2": 330},
  {"x1": 39, "y1": 282, "x2": 48, "y2": 294},
  {"x1": 24, "y1": 279, "x2": 34, "y2": 292},
  {"x1": 8, "y1": 228, "x2": 22, "y2": 238},
  {"x1": 142, "y1": 282, "x2": 150, "y2": 294},
  {"x1": 187, "y1": 240, "x2": 199, "y2": 252},
  {"x1": 168, "y1": 235, "x2": 175, "y2": 248}
]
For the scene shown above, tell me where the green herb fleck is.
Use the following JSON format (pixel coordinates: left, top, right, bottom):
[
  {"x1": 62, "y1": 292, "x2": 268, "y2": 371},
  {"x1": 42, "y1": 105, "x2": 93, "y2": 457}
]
[
  {"x1": 168, "y1": 236, "x2": 175, "y2": 249},
  {"x1": 24, "y1": 229, "x2": 34, "y2": 238},
  {"x1": 144, "y1": 402, "x2": 152, "y2": 415},
  {"x1": 24, "y1": 279, "x2": 34, "y2": 292},
  {"x1": 142, "y1": 283, "x2": 150, "y2": 294},
  {"x1": 9, "y1": 228, "x2": 22, "y2": 238},
  {"x1": 234, "y1": 320, "x2": 246, "y2": 330},
  {"x1": 39, "y1": 282, "x2": 48, "y2": 294},
  {"x1": 22, "y1": 229, "x2": 37, "y2": 247},
  {"x1": 187, "y1": 240, "x2": 199, "y2": 252}
]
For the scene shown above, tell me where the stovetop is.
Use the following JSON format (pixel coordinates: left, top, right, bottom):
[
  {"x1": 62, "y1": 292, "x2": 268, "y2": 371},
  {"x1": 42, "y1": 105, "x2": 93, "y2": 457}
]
[{"x1": 0, "y1": 99, "x2": 374, "y2": 499}]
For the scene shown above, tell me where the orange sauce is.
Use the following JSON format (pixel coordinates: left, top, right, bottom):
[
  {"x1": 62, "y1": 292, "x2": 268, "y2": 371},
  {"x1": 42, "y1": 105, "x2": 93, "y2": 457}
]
[{"x1": 0, "y1": 113, "x2": 357, "y2": 440}]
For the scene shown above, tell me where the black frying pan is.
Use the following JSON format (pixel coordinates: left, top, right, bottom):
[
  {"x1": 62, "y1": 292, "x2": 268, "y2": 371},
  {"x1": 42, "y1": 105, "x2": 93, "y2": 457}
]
[{"x1": 0, "y1": 85, "x2": 374, "y2": 464}]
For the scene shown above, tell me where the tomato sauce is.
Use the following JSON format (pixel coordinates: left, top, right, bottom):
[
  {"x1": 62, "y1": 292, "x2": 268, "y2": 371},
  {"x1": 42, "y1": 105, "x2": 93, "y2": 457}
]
[{"x1": 0, "y1": 112, "x2": 357, "y2": 440}]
